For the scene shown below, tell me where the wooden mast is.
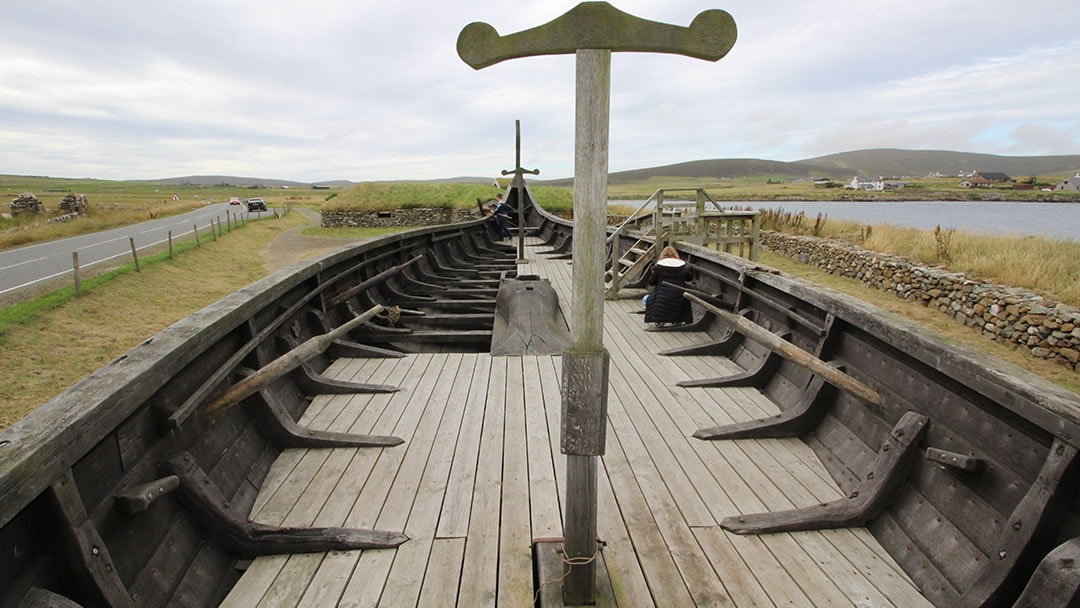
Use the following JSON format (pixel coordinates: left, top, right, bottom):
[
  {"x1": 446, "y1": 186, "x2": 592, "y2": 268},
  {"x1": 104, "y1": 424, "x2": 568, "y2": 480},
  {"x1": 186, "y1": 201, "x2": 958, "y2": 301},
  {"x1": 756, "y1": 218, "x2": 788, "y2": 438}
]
[{"x1": 457, "y1": 3, "x2": 737, "y2": 602}]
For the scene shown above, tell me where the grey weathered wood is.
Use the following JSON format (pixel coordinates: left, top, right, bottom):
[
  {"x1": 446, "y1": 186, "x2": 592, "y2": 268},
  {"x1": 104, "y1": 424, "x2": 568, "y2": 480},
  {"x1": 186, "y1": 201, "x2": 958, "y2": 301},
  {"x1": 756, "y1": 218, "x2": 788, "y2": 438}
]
[
  {"x1": 1011, "y1": 537, "x2": 1080, "y2": 608},
  {"x1": 457, "y1": 2, "x2": 736, "y2": 69},
  {"x1": 112, "y1": 475, "x2": 180, "y2": 514},
  {"x1": 193, "y1": 224, "x2": 200, "y2": 247},
  {"x1": 501, "y1": 119, "x2": 540, "y2": 262},
  {"x1": 560, "y1": 351, "x2": 610, "y2": 456},
  {"x1": 47, "y1": 470, "x2": 136, "y2": 608},
  {"x1": 925, "y1": 447, "x2": 984, "y2": 472},
  {"x1": 293, "y1": 362, "x2": 400, "y2": 395},
  {"x1": 962, "y1": 438, "x2": 1080, "y2": 608},
  {"x1": 328, "y1": 338, "x2": 405, "y2": 358},
  {"x1": 327, "y1": 254, "x2": 424, "y2": 307},
  {"x1": 18, "y1": 588, "x2": 86, "y2": 608},
  {"x1": 251, "y1": 379, "x2": 403, "y2": 449},
  {"x1": 694, "y1": 372, "x2": 833, "y2": 440},
  {"x1": 162, "y1": 452, "x2": 407, "y2": 556},
  {"x1": 685, "y1": 292, "x2": 883, "y2": 407},
  {"x1": 677, "y1": 345, "x2": 782, "y2": 389},
  {"x1": 721, "y1": 411, "x2": 928, "y2": 534},
  {"x1": 490, "y1": 276, "x2": 570, "y2": 355},
  {"x1": 204, "y1": 304, "x2": 383, "y2": 418}
]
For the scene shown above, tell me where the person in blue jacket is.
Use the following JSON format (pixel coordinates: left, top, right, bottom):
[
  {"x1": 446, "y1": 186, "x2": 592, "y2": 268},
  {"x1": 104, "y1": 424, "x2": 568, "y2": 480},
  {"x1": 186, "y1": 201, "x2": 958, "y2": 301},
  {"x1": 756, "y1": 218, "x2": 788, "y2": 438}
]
[{"x1": 493, "y1": 193, "x2": 513, "y2": 239}]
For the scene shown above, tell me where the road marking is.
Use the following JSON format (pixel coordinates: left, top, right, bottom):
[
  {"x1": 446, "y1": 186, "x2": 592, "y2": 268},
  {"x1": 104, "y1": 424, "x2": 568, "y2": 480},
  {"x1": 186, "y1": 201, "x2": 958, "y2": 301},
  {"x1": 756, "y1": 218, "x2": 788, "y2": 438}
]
[{"x1": 0, "y1": 256, "x2": 46, "y2": 271}]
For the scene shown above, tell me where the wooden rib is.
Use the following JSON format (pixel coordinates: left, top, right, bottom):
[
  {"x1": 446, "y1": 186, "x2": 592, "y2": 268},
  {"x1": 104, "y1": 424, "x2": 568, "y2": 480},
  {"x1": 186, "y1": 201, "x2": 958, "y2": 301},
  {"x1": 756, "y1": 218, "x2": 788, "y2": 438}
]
[
  {"x1": 720, "y1": 412, "x2": 929, "y2": 535},
  {"x1": 693, "y1": 372, "x2": 834, "y2": 440}
]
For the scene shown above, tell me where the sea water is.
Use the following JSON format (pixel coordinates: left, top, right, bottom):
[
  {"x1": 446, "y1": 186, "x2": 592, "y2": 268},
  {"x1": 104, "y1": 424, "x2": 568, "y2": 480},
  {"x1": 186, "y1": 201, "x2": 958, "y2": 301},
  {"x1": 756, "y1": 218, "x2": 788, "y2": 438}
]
[{"x1": 609, "y1": 200, "x2": 1080, "y2": 241}]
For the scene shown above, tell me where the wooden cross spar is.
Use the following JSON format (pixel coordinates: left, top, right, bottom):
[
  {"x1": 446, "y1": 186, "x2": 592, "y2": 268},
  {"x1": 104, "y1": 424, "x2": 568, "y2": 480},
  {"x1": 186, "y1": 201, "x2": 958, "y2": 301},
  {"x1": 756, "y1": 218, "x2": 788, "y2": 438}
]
[
  {"x1": 459, "y1": 3, "x2": 736, "y2": 602},
  {"x1": 501, "y1": 119, "x2": 539, "y2": 263}
]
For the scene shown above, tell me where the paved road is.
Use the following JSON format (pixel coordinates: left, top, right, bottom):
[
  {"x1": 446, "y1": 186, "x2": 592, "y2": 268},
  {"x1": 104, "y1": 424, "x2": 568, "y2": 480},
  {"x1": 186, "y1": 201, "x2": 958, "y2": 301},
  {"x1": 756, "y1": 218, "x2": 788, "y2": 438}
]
[{"x1": 0, "y1": 203, "x2": 265, "y2": 296}]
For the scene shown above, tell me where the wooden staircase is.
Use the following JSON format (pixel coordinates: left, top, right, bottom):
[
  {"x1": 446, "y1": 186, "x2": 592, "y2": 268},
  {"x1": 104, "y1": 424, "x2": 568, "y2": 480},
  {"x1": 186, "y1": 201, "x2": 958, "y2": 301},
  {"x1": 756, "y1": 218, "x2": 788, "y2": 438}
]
[{"x1": 605, "y1": 232, "x2": 656, "y2": 299}]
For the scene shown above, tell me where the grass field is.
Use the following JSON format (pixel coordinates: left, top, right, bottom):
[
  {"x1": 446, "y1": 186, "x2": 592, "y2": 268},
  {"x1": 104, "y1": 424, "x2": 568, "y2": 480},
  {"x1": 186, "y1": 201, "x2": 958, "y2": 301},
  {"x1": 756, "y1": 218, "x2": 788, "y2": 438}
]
[
  {"x1": 605, "y1": 175, "x2": 1080, "y2": 201},
  {"x1": 323, "y1": 181, "x2": 576, "y2": 213},
  {"x1": 0, "y1": 211, "x2": 307, "y2": 430}
]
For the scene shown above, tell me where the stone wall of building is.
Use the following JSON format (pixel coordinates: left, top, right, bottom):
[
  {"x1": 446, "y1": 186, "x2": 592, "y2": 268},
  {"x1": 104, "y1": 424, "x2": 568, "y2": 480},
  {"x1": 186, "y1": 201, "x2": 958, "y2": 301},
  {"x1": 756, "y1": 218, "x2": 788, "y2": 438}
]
[
  {"x1": 758, "y1": 231, "x2": 1080, "y2": 371},
  {"x1": 321, "y1": 208, "x2": 478, "y2": 228}
]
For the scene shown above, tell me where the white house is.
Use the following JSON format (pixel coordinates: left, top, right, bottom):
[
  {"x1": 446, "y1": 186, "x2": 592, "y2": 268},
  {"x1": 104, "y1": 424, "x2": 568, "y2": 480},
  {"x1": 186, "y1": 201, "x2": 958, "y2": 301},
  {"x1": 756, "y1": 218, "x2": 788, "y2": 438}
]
[{"x1": 845, "y1": 176, "x2": 884, "y2": 191}]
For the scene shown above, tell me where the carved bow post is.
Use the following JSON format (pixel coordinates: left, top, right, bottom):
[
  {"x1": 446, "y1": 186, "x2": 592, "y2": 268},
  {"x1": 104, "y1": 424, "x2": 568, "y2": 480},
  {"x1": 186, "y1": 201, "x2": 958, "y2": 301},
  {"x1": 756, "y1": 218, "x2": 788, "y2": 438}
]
[
  {"x1": 458, "y1": 3, "x2": 736, "y2": 602},
  {"x1": 501, "y1": 119, "x2": 539, "y2": 263}
]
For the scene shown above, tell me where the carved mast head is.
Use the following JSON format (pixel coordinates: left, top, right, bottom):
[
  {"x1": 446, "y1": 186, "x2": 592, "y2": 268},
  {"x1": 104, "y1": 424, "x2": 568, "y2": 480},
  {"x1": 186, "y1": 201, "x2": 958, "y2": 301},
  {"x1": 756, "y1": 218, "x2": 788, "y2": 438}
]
[{"x1": 457, "y1": 1, "x2": 736, "y2": 69}]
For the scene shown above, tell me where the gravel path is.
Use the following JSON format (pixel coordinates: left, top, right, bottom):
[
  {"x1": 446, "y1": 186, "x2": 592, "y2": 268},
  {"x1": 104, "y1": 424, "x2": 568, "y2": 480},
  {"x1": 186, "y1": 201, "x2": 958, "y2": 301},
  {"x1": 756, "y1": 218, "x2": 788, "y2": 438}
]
[{"x1": 259, "y1": 208, "x2": 371, "y2": 274}]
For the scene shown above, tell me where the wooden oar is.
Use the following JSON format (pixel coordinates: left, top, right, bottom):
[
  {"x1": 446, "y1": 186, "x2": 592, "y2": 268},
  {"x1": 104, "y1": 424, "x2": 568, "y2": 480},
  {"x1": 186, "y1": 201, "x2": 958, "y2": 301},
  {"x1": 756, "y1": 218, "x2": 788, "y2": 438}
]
[
  {"x1": 205, "y1": 304, "x2": 384, "y2": 419},
  {"x1": 683, "y1": 292, "x2": 883, "y2": 407}
]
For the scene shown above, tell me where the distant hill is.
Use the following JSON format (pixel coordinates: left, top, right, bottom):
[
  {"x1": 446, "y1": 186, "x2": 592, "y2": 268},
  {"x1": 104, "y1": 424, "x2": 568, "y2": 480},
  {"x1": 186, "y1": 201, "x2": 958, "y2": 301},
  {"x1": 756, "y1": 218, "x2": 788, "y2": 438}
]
[
  {"x1": 539, "y1": 158, "x2": 857, "y2": 187},
  {"x1": 144, "y1": 175, "x2": 355, "y2": 188},
  {"x1": 803, "y1": 149, "x2": 1080, "y2": 178},
  {"x1": 536, "y1": 149, "x2": 1080, "y2": 185}
]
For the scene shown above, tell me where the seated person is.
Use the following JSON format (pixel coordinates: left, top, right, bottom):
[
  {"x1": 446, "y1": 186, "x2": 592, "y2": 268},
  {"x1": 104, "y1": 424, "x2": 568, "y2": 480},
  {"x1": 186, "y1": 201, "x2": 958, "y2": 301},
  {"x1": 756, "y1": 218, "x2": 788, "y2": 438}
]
[
  {"x1": 644, "y1": 246, "x2": 693, "y2": 325},
  {"x1": 493, "y1": 193, "x2": 513, "y2": 239}
]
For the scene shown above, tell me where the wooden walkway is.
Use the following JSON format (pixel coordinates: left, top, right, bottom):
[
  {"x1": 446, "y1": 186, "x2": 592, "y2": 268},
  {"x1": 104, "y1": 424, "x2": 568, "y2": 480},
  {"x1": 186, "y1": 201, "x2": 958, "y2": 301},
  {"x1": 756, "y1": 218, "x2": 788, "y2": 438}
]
[{"x1": 221, "y1": 239, "x2": 932, "y2": 607}]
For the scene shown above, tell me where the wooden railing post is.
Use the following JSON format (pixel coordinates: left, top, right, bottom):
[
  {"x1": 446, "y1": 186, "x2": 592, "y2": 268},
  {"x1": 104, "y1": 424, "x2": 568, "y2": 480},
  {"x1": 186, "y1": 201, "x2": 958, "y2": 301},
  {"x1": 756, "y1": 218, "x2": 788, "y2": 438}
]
[
  {"x1": 168, "y1": 231, "x2": 174, "y2": 259},
  {"x1": 194, "y1": 224, "x2": 200, "y2": 247}
]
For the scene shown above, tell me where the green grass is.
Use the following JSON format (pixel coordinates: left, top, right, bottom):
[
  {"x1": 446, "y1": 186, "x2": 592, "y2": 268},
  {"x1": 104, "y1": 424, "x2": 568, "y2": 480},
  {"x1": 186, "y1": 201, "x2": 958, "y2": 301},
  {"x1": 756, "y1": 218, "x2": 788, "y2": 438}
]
[{"x1": 323, "y1": 181, "x2": 576, "y2": 213}]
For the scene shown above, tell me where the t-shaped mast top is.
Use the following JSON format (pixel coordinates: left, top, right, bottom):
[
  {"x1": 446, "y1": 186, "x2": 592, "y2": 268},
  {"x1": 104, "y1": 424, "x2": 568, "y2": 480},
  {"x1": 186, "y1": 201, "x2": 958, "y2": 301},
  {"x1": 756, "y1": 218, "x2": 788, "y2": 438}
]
[{"x1": 457, "y1": 1, "x2": 736, "y2": 69}]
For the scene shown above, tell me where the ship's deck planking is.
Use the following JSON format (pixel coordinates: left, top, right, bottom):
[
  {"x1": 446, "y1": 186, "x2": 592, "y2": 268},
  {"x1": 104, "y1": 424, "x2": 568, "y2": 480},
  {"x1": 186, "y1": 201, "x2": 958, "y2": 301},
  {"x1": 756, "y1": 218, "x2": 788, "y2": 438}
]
[{"x1": 222, "y1": 240, "x2": 932, "y2": 607}]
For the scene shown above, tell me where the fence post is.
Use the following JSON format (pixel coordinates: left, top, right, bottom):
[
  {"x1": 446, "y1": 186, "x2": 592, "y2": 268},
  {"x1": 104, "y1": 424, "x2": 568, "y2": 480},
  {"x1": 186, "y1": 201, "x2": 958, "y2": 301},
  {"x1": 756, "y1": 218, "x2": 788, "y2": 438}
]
[
  {"x1": 129, "y1": 237, "x2": 141, "y2": 272},
  {"x1": 211, "y1": 219, "x2": 218, "y2": 241},
  {"x1": 226, "y1": 214, "x2": 231, "y2": 232},
  {"x1": 73, "y1": 251, "x2": 81, "y2": 296},
  {"x1": 194, "y1": 224, "x2": 200, "y2": 247},
  {"x1": 168, "y1": 231, "x2": 174, "y2": 258}
]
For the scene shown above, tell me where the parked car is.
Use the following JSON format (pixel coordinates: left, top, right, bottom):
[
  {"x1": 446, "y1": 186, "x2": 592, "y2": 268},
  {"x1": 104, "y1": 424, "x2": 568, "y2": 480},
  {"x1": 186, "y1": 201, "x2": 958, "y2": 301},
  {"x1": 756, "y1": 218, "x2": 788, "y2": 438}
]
[
  {"x1": 247, "y1": 198, "x2": 267, "y2": 212},
  {"x1": 229, "y1": 197, "x2": 242, "y2": 206}
]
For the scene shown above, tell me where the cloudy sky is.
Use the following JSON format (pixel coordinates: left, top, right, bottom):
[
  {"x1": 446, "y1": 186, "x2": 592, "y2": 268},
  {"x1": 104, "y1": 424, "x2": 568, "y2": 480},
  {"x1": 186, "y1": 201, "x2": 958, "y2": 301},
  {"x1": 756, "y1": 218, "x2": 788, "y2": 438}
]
[{"x1": 2, "y1": 0, "x2": 1078, "y2": 182}]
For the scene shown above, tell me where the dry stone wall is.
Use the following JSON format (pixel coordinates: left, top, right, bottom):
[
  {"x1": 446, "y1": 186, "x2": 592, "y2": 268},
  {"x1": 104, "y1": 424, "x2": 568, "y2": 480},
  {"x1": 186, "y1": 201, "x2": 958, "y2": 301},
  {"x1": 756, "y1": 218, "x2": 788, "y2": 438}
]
[
  {"x1": 321, "y1": 208, "x2": 478, "y2": 228},
  {"x1": 759, "y1": 231, "x2": 1080, "y2": 371}
]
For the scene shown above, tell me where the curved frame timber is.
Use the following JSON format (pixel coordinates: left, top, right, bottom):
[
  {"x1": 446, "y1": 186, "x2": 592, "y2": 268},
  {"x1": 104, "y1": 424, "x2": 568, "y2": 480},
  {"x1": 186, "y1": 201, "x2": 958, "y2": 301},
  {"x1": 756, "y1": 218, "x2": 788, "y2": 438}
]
[{"x1": 720, "y1": 412, "x2": 929, "y2": 534}]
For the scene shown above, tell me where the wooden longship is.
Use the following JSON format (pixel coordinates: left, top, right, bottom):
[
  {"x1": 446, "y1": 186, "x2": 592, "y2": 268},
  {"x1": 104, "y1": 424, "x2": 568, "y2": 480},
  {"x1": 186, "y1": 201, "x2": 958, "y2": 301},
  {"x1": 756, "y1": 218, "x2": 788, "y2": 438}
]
[{"x1": 2, "y1": 189, "x2": 1079, "y2": 607}]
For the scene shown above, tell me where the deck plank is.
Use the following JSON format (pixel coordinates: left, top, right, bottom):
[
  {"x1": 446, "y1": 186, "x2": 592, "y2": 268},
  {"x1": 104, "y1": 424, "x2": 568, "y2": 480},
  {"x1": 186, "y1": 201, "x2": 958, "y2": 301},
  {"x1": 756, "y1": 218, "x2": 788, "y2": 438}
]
[
  {"x1": 457, "y1": 356, "x2": 505, "y2": 607},
  {"x1": 497, "y1": 356, "x2": 534, "y2": 606}
]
